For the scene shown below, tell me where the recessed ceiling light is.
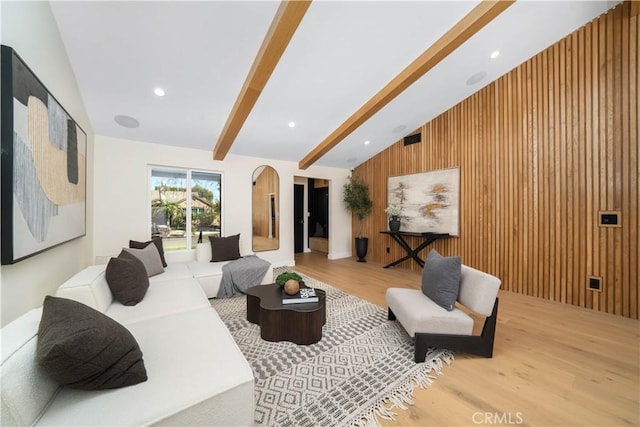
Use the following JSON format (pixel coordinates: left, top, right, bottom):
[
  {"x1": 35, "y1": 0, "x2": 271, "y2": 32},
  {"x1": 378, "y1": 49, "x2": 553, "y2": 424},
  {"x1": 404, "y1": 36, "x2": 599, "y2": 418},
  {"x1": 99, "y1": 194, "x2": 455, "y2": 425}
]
[
  {"x1": 114, "y1": 115, "x2": 140, "y2": 128},
  {"x1": 466, "y1": 71, "x2": 487, "y2": 86},
  {"x1": 364, "y1": 140, "x2": 370, "y2": 145},
  {"x1": 490, "y1": 50, "x2": 500, "y2": 59},
  {"x1": 288, "y1": 121, "x2": 295, "y2": 128},
  {"x1": 154, "y1": 87, "x2": 165, "y2": 97}
]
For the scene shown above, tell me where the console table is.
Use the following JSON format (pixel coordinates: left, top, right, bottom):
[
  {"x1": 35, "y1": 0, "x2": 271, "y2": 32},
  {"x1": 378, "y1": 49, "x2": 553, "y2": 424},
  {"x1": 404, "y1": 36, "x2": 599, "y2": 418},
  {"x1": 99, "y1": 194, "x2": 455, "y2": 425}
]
[{"x1": 380, "y1": 231, "x2": 449, "y2": 268}]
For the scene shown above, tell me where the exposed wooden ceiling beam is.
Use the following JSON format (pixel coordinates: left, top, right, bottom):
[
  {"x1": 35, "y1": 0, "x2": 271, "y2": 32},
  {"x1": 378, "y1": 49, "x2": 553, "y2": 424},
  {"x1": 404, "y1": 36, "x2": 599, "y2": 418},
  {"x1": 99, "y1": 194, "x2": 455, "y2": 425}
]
[
  {"x1": 213, "y1": 0, "x2": 312, "y2": 160},
  {"x1": 298, "y1": 0, "x2": 515, "y2": 170}
]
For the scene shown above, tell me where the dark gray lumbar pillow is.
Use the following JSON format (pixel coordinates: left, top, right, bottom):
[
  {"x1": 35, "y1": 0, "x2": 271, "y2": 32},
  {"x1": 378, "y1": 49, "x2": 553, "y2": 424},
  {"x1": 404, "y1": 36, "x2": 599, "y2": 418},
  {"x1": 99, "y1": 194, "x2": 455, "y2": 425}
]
[
  {"x1": 37, "y1": 296, "x2": 147, "y2": 390},
  {"x1": 121, "y1": 243, "x2": 164, "y2": 277},
  {"x1": 421, "y1": 249, "x2": 462, "y2": 311},
  {"x1": 106, "y1": 255, "x2": 149, "y2": 305},
  {"x1": 129, "y1": 237, "x2": 167, "y2": 267},
  {"x1": 209, "y1": 234, "x2": 241, "y2": 262}
]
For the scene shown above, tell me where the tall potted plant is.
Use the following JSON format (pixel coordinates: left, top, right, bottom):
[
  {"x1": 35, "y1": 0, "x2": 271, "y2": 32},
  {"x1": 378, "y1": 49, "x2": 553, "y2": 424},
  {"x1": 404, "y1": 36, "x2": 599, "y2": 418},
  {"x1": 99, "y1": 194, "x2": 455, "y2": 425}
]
[{"x1": 343, "y1": 174, "x2": 373, "y2": 262}]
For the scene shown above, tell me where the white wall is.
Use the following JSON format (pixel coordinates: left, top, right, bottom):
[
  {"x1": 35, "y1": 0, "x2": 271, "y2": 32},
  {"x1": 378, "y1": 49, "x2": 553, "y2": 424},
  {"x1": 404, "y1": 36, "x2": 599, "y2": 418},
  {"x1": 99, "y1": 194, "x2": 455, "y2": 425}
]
[
  {"x1": 0, "y1": 2, "x2": 351, "y2": 326},
  {"x1": 0, "y1": 1, "x2": 94, "y2": 325},
  {"x1": 94, "y1": 135, "x2": 352, "y2": 268}
]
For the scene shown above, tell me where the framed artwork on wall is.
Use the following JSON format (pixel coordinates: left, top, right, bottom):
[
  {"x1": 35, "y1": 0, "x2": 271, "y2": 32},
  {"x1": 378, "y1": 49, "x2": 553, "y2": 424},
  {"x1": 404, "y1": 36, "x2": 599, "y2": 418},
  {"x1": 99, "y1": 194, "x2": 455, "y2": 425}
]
[
  {"x1": 387, "y1": 167, "x2": 460, "y2": 236},
  {"x1": 1, "y1": 45, "x2": 87, "y2": 265}
]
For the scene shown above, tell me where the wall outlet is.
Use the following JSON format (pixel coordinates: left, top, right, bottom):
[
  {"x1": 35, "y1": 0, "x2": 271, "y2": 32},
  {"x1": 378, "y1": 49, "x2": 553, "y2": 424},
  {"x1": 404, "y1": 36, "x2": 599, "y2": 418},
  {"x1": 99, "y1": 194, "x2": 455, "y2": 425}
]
[
  {"x1": 588, "y1": 276, "x2": 602, "y2": 292},
  {"x1": 599, "y1": 211, "x2": 621, "y2": 227}
]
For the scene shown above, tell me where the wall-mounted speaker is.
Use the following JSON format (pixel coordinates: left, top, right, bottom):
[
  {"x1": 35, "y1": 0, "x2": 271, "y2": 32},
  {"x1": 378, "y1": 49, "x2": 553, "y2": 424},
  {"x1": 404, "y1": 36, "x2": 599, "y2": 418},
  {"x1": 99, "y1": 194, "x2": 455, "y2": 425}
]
[{"x1": 403, "y1": 133, "x2": 421, "y2": 146}]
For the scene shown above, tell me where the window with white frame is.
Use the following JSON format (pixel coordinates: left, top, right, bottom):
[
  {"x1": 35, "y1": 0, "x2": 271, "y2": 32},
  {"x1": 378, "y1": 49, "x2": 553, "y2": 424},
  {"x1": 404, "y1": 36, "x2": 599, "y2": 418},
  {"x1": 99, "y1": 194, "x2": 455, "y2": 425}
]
[{"x1": 150, "y1": 167, "x2": 222, "y2": 251}]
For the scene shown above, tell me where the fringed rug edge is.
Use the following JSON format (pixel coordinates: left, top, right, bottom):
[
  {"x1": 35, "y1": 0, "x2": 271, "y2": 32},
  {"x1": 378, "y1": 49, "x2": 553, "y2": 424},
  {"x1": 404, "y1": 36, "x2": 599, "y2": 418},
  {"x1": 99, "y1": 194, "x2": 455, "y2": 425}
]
[{"x1": 347, "y1": 349, "x2": 454, "y2": 427}]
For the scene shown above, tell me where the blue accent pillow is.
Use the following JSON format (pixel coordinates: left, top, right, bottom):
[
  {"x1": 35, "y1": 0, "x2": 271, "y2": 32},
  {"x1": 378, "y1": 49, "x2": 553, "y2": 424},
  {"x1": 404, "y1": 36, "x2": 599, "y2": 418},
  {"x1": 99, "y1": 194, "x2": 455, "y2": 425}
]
[{"x1": 421, "y1": 249, "x2": 461, "y2": 311}]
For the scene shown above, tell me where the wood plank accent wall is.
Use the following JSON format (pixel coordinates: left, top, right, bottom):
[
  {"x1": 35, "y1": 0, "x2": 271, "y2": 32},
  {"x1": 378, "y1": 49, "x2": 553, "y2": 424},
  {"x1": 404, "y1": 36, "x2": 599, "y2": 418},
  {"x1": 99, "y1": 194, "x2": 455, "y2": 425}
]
[{"x1": 353, "y1": 3, "x2": 639, "y2": 319}]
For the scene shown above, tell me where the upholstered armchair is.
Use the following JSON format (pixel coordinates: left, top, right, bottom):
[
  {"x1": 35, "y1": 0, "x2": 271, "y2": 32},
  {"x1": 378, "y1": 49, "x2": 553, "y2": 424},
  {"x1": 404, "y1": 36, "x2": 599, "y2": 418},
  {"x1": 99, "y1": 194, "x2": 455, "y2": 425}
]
[{"x1": 386, "y1": 250, "x2": 501, "y2": 362}]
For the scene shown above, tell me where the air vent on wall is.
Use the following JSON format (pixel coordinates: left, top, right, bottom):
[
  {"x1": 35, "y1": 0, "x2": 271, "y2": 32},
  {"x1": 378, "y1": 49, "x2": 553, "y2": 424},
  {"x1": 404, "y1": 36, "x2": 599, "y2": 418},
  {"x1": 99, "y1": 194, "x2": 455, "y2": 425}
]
[{"x1": 403, "y1": 133, "x2": 421, "y2": 146}]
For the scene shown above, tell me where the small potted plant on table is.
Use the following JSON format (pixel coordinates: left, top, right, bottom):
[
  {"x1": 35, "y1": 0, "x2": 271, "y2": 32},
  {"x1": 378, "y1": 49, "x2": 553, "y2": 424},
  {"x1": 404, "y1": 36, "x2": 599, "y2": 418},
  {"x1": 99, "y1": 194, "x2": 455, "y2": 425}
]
[
  {"x1": 275, "y1": 271, "x2": 303, "y2": 295},
  {"x1": 385, "y1": 204, "x2": 403, "y2": 232}
]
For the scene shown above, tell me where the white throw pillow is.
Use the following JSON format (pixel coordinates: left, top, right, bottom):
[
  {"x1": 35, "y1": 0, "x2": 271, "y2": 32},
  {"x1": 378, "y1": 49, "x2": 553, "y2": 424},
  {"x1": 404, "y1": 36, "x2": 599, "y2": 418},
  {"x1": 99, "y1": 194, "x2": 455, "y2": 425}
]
[{"x1": 196, "y1": 242, "x2": 212, "y2": 263}]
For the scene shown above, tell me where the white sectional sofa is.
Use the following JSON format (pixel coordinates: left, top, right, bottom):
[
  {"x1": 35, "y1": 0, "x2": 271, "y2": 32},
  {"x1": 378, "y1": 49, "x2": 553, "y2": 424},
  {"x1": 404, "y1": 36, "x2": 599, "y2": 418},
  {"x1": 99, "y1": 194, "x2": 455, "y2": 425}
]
[
  {"x1": 187, "y1": 243, "x2": 273, "y2": 298},
  {"x1": 1, "y1": 252, "x2": 273, "y2": 426}
]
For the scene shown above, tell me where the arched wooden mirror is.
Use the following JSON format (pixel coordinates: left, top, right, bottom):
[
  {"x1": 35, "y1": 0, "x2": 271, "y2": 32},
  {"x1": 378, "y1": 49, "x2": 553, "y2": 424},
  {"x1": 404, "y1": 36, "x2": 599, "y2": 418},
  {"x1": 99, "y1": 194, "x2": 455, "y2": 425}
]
[{"x1": 252, "y1": 166, "x2": 279, "y2": 251}]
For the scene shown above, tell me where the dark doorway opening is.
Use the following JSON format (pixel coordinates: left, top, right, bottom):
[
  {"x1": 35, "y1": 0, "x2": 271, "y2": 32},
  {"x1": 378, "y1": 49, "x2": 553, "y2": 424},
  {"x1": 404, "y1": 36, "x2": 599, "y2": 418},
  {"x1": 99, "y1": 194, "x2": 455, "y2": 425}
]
[{"x1": 294, "y1": 184, "x2": 305, "y2": 253}]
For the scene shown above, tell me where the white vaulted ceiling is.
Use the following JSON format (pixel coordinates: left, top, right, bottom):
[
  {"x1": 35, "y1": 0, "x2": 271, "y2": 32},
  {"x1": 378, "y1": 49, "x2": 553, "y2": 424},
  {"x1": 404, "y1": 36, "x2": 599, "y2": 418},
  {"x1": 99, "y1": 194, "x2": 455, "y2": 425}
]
[{"x1": 50, "y1": 0, "x2": 619, "y2": 169}]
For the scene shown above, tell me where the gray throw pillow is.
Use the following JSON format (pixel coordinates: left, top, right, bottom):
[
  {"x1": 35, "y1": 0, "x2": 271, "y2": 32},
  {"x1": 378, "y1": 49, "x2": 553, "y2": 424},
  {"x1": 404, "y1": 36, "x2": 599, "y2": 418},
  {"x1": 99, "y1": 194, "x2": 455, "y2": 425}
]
[
  {"x1": 209, "y1": 234, "x2": 241, "y2": 262},
  {"x1": 129, "y1": 237, "x2": 167, "y2": 267},
  {"x1": 121, "y1": 244, "x2": 164, "y2": 277},
  {"x1": 106, "y1": 255, "x2": 149, "y2": 305},
  {"x1": 421, "y1": 249, "x2": 461, "y2": 311},
  {"x1": 36, "y1": 296, "x2": 147, "y2": 390}
]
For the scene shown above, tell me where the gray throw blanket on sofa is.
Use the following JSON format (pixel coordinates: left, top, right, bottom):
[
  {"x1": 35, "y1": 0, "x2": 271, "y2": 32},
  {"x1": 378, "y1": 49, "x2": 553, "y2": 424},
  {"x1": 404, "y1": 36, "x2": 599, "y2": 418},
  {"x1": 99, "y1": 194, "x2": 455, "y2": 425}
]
[{"x1": 217, "y1": 255, "x2": 271, "y2": 298}]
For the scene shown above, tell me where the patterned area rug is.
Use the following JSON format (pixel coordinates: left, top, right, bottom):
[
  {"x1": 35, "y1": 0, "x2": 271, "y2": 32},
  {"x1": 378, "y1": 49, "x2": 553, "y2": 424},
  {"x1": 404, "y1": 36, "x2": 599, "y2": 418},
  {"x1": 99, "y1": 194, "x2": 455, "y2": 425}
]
[{"x1": 210, "y1": 271, "x2": 453, "y2": 427}]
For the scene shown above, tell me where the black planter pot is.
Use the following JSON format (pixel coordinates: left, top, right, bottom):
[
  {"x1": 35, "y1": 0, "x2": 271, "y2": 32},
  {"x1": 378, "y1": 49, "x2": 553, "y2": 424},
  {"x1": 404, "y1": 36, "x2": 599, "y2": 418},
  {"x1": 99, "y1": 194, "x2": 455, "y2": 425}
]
[
  {"x1": 355, "y1": 237, "x2": 368, "y2": 262},
  {"x1": 389, "y1": 216, "x2": 401, "y2": 232}
]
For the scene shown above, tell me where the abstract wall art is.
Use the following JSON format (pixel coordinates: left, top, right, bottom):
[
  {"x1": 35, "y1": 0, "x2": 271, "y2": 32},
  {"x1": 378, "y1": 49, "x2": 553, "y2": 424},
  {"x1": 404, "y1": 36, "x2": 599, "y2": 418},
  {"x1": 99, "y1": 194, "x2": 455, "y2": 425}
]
[
  {"x1": 387, "y1": 167, "x2": 460, "y2": 235},
  {"x1": 1, "y1": 46, "x2": 86, "y2": 264}
]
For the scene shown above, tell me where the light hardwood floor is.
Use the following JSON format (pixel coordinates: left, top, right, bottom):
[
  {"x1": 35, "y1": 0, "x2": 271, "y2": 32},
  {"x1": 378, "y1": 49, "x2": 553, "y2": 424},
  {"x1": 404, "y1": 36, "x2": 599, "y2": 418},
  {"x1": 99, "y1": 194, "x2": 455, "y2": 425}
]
[{"x1": 293, "y1": 252, "x2": 640, "y2": 426}]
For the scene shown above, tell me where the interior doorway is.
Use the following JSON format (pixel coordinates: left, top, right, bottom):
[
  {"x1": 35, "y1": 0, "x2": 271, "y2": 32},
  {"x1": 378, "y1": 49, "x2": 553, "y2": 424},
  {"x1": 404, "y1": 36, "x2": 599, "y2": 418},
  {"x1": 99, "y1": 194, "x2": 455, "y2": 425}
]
[
  {"x1": 307, "y1": 178, "x2": 329, "y2": 256},
  {"x1": 294, "y1": 184, "x2": 305, "y2": 253},
  {"x1": 293, "y1": 177, "x2": 329, "y2": 256}
]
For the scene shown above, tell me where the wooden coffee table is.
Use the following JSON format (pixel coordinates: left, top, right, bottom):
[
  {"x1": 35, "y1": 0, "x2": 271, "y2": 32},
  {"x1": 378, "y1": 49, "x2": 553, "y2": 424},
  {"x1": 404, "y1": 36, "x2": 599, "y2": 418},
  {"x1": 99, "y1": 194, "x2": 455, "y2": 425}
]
[{"x1": 246, "y1": 284, "x2": 326, "y2": 345}]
